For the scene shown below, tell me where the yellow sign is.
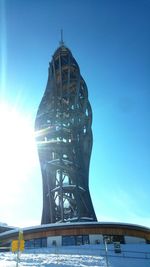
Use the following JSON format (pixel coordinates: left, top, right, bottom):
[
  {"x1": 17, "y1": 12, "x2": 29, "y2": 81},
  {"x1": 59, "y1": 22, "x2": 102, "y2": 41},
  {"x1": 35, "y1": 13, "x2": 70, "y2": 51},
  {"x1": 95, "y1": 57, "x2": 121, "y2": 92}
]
[
  {"x1": 19, "y1": 240, "x2": 25, "y2": 251},
  {"x1": 12, "y1": 230, "x2": 25, "y2": 252},
  {"x1": 12, "y1": 240, "x2": 25, "y2": 252},
  {"x1": 12, "y1": 240, "x2": 19, "y2": 252}
]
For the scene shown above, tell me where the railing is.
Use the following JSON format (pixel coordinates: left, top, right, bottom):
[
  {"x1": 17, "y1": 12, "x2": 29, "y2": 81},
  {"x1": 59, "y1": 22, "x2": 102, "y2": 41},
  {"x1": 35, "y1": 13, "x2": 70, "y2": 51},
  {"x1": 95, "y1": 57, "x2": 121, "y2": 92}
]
[
  {"x1": 9, "y1": 244, "x2": 149, "y2": 260},
  {"x1": 0, "y1": 246, "x2": 11, "y2": 252},
  {"x1": 50, "y1": 245, "x2": 150, "y2": 260},
  {"x1": 99, "y1": 248, "x2": 150, "y2": 260},
  {"x1": 0, "y1": 244, "x2": 150, "y2": 260}
]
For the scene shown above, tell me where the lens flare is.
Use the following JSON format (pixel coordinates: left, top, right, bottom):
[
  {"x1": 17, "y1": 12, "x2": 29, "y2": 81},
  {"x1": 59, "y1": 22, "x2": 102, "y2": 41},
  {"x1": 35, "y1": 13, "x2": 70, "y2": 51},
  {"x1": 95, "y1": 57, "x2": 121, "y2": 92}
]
[{"x1": 0, "y1": 103, "x2": 37, "y2": 188}]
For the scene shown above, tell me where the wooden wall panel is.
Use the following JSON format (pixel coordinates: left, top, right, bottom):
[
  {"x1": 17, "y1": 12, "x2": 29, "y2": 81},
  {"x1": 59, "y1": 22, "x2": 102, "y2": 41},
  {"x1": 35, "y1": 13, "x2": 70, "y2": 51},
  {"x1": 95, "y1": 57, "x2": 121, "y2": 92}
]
[{"x1": 1, "y1": 224, "x2": 150, "y2": 244}]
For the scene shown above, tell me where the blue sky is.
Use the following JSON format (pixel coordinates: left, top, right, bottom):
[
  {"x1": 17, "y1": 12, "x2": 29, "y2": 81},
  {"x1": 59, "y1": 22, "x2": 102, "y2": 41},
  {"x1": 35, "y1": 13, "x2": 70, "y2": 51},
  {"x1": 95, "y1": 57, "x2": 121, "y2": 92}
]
[{"x1": 0, "y1": 0, "x2": 150, "y2": 227}]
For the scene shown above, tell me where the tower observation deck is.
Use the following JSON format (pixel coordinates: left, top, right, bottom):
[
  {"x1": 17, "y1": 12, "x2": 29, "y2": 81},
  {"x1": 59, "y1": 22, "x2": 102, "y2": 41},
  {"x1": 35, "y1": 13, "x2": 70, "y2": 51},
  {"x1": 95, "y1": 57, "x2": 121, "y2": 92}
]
[{"x1": 35, "y1": 43, "x2": 97, "y2": 224}]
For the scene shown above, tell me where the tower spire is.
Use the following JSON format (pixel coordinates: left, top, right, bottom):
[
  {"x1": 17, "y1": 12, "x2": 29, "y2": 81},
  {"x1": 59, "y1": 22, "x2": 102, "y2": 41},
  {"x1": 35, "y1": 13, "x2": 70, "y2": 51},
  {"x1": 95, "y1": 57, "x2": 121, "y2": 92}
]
[{"x1": 59, "y1": 29, "x2": 64, "y2": 46}]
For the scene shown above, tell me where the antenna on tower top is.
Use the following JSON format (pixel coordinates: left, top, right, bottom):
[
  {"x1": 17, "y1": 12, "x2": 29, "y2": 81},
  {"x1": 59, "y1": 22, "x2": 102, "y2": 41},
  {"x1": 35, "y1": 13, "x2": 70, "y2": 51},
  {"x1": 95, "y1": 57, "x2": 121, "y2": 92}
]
[{"x1": 59, "y1": 29, "x2": 64, "y2": 46}]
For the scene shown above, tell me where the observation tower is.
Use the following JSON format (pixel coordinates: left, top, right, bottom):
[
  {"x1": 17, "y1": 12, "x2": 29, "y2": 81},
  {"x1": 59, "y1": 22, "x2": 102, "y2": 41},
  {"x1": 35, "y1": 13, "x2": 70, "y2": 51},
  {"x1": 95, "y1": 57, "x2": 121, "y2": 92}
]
[{"x1": 35, "y1": 40, "x2": 97, "y2": 224}]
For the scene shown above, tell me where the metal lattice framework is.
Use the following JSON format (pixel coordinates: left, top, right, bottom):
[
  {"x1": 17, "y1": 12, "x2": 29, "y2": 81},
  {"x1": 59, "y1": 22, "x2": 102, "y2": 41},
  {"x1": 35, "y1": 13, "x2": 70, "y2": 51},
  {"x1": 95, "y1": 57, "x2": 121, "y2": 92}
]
[{"x1": 35, "y1": 44, "x2": 97, "y2": 224}]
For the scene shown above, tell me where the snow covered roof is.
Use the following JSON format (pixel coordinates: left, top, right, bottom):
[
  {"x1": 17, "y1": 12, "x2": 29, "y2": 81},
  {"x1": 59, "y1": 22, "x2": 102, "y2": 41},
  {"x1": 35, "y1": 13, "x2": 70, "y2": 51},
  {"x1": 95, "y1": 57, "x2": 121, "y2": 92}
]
[
  {"x1": 0, "y1": 221, "x2": 150, "y2": 241},
  {"x1": 21, "y1": 221, "x2": 150, "y2": 233}
]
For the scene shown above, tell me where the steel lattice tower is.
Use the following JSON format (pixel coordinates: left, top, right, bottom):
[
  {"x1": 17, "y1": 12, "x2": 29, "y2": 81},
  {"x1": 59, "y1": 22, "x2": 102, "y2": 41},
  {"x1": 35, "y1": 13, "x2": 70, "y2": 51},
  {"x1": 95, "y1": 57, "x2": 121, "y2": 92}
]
[{"x1": 35, "y1": 42, "x2": 97, "y2": 224}]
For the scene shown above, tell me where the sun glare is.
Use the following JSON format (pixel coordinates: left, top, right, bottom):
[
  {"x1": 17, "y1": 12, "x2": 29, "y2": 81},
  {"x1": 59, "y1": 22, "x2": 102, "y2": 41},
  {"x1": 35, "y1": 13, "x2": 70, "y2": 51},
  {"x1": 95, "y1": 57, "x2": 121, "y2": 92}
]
[{"x1": 0, "y1": 103, "x2": 37, "y2": 188}]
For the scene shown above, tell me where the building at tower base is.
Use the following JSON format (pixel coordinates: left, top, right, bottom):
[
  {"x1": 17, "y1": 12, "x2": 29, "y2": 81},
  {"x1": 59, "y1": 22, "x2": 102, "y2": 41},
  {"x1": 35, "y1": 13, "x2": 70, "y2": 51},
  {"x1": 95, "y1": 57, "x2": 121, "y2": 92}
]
[{"x1": 0, "y1": 222, "x2": 150, "y2": 249}]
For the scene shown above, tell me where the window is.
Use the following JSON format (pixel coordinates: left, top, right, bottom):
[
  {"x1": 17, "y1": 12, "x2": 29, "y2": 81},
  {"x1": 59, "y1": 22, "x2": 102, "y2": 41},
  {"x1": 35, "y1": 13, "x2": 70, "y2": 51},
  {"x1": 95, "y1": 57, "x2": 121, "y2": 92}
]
[
  {"x1": 25, "y1": 239, "x2": 34, "y2": 249},
  {"x1": 62, "y1": 236, "x2": 76, "y2": 246},
  {"x1": 41, "y1": 238, "x2": 47, "y2": 247},
  {"x1": 76, "y1": 235, "x2": 82, "y2": 245},
  {"x1": 25, "y1": 237, "x2": 47, "y2": 249},
  {"x1": 34, "y1": 238, "x2": 41, "y2": 248},
  {"x1": 103, "y1": 235, "x2": 125, "y2": 244},
  {"x1": 82, "y1": 235, "x2": 89, "y2": 244},
  {"x1": 62, "y1": 235, "x2": 89, "y2": 246}
]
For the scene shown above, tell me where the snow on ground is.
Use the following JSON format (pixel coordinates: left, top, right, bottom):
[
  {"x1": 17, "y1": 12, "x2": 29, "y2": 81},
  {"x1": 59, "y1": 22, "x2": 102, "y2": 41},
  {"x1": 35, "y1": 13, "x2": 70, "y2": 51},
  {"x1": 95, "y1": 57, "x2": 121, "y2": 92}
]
[{"x1": 0, "y1": 244, "x2": 150, "y2": 267}]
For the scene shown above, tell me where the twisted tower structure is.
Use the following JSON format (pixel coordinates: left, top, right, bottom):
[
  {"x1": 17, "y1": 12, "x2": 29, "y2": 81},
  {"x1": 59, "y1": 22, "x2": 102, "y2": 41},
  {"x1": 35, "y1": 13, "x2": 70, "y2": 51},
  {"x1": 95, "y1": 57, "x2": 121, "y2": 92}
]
[{"x1": 35, "y1": 42, "x2": 97, "y2": 224}]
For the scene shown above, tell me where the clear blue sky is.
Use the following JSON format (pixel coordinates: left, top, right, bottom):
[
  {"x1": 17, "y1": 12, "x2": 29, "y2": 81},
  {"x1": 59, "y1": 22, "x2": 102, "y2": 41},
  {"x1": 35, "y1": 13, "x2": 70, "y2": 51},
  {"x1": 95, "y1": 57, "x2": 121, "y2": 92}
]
[{"x1": 0, "y1": 0, "x2": 150, "y2": 228}]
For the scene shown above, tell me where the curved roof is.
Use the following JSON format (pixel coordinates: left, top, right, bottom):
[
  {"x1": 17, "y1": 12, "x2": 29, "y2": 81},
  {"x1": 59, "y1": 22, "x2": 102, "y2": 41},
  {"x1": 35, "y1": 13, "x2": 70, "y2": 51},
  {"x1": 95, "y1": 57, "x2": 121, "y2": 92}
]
[
  {"x1": 0, "y1": 224, "x2": 16, "y2": 234},
  {"x1": 0, "y1": 222, "x2": 150, "y2": 242}
]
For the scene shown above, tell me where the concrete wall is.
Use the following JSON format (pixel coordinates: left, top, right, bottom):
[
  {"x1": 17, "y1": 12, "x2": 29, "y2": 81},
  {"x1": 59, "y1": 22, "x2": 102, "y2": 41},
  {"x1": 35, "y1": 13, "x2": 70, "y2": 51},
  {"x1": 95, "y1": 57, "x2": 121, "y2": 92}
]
[
  {"x1": 125, "y1": 236, "x2": 146, "y2": 244},
  {"x1": 89, "y1": 234, "x2": 103, "y2": 244},
  {"x1": 47, "y1": 236, "x2": 62, "y2": 247}
]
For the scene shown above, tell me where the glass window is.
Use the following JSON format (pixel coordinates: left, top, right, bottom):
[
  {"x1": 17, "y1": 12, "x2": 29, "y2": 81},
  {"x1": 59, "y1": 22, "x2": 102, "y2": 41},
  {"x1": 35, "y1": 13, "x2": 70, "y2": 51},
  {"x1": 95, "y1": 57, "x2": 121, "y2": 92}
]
[
  {"x1": 34, "y1": 238, "x2": 41, "y2": 248},
  {"x1": 62, "y1": 235, "x2": 89, "y2": 246},
  {"x1": 25, "y1": 240, "x2": 30, "y2": 249},
  {"x1": 25, "y1": 239, "x2": 34, "y2": 249},
  {"x1": 25, "y1": 238, "x2": 47, "y2": 249},
  {"x1": 113, "y1": 235, "x2": 125, "y2": 244},
  {"x1": 76, "y1": 235, "x2": 82, "y2": 245},
  {"x1": 41, "y1": 238, "x2": 47, "y2": 247},
  {"x1": 103, "y1": 235, "x2": 125, "y2": 244},
  {"x1": 82, "y1": 235, "x2": 89, "y2": 245},
  {"x1": 62, "y1": 235, "x2": 76, "y2": 246}
]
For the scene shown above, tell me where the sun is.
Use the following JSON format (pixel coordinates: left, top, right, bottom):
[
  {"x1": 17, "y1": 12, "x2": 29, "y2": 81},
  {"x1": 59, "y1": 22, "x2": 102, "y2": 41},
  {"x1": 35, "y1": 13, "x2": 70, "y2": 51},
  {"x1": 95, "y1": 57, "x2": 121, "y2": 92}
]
[{"x1": 0, "y1": 102, "x2": 38, "y2": 188}]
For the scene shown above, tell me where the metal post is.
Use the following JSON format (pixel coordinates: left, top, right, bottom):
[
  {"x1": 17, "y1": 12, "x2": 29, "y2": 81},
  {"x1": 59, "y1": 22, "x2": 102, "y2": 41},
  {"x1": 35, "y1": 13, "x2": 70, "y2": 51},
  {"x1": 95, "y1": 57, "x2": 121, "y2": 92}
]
[
  {"x1": 16, "y1": 230, "x2": 23, "y2": 267},
  {"x1": 104, "y1": 238, "x2": 109, "y2": 267},
  {"x1": 16, "y1": 250, "x2": 20, "y2": 267}
]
